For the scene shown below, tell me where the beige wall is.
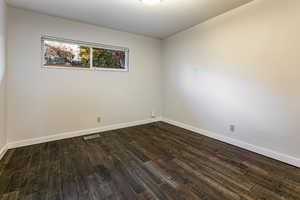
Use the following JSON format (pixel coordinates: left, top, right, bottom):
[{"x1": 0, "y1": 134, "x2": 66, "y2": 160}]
[
  {"x1": 162, "y1": 0, "x2": 300, "y2": 159},
  {"x1": 7, "y1": 7, "x2": 162, "y2": 143},
  {"x1": 0, "y1": 0, "x2": 7, "y2": 151}
]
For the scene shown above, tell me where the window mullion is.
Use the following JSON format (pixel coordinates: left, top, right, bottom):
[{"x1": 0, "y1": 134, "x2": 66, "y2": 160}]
[{"x1": 90, "y1": 47, "x2": 93, "y2": 70}]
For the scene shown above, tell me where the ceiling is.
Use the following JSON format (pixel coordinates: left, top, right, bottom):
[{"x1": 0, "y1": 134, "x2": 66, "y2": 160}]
[{"x1": 6, "y1": 0, "x2": 254, "y2": 39}]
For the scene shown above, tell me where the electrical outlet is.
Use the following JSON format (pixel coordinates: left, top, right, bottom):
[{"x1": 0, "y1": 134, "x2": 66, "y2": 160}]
[
  {"x1": 97, "y1": 117, "x2": 101, "y2": 123},
  {"x1": 151, "y1": 110, "x2": 156, "y2": 118},
  {"x1": 229, "y1": 124, "x2": 235, "y2": 132}
]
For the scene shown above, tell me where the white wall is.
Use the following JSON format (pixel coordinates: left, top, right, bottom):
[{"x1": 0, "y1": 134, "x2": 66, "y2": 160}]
[
  {"x1": 163, "y1": 0, "x2": 300, "y2": 160},
  {"x1": 7, "y1": 7, "x2": 162, "y2": 143},
  {"x1": 5, "y1": 0, "x2": 300, "y2": 166},
  {"x1": 0, "y1": 0, "x2": 7, "y2": 151}
]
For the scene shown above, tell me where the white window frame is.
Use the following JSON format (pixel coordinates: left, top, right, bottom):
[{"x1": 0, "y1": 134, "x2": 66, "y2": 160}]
[{"x1": 41, "y1": 35, "x2": 129, "y2": 72}]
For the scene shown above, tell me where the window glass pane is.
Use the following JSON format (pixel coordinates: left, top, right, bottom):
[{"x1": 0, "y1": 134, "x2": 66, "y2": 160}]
[
  {"x1": 92, "y1": 47, "x2": 126, "y2": 69},
  {"x1": 43, "y1": 40, "x2": 90, "y2": 68}
]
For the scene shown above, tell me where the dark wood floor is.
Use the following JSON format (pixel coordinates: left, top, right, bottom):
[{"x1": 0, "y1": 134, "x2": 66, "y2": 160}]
[{"x1": 0, "y1": 122, "x2": 300, "y2": 200}]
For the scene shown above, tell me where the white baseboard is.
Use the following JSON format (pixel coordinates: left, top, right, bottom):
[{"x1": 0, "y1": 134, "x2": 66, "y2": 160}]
[
  {"x1": 7, "y1": 117, "x2": 161, "y2": 149},
  {"x1": 0, "y1": 144, "x2": 8, "y2": 161},
  {"x1": 6, "y1": 116, "x2": 300, "y2": 168},
  {"x1": 162, "y1": 117, "x2": 300, "y2": 168}
]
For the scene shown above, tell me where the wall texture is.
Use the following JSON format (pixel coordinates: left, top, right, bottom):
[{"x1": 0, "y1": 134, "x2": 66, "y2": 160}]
[
  {"x1": 0, "y1": 0, "x2": 7, "y2": 152},
  {"x1": 163, "y1": 0, "x2": 300, "y2": 160},
  {"x1": 7, "y1": 7, "x2": 162, "y2": 143}
]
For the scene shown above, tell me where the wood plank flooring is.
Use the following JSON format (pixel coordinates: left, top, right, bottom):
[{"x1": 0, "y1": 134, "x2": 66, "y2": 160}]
[{"x1": 0, "y1": 122, "x2": 300, "y2": 200}]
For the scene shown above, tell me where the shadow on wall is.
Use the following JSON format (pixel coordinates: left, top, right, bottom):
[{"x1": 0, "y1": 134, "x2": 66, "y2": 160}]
[{"x1": 172, "y1": 63, "x2": 297, "y2": 152}]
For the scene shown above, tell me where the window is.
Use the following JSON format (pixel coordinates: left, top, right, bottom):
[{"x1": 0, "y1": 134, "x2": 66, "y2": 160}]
[{"x1": 42, "y1": 36, "x2": 129, "y2": 71}]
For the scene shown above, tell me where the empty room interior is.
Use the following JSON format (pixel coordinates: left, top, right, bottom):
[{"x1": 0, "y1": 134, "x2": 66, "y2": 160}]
[{"x1": 1, "y1": 0, "x2": 300, "y2": 199}]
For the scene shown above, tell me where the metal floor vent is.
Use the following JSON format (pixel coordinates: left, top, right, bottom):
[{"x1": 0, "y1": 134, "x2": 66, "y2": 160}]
[{"x1": 83, "y1": 134, "x2": 100, "y2": 141}]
